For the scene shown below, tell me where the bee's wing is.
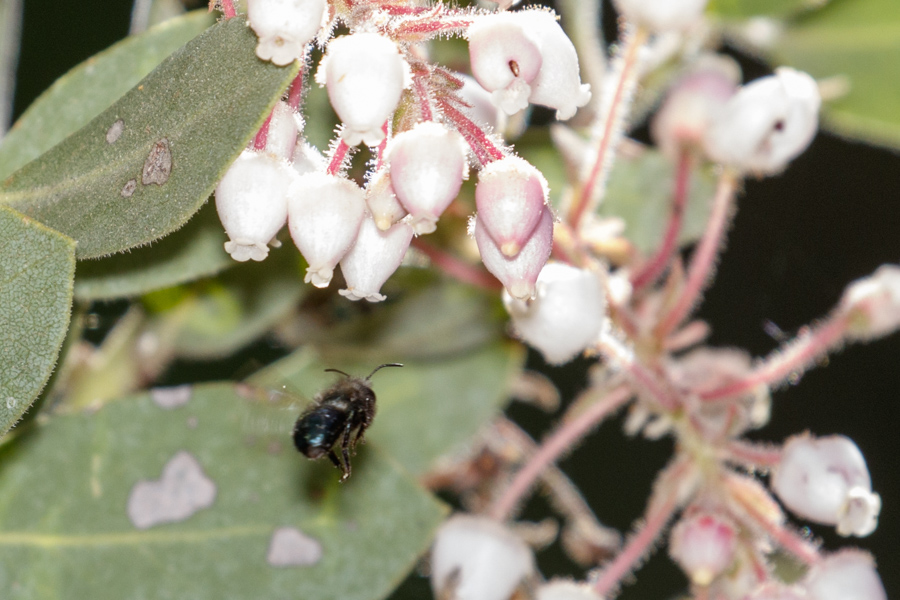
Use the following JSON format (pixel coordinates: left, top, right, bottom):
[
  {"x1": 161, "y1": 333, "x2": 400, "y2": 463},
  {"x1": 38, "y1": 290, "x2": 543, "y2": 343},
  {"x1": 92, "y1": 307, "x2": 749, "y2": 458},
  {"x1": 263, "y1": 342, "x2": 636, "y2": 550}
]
[{"x1": 234, "y1": 383, "x2": 309, "y2": 450}]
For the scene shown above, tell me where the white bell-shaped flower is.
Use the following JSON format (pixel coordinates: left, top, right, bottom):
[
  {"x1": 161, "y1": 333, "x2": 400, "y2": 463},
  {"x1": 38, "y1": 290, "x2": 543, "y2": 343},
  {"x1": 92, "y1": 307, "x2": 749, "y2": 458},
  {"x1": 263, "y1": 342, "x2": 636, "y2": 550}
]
[
  {"x1": 366, "y1": 169, "x2": 407, "y2": 231},
  {"x1": 476, "y1": 156, "x2": 549, "y2": 258},
  {"x1": 247, "y1": 0, "x2": 326, "y2": 66},
  {"x1": 536, "y1": 580, "x2": 603, "y2": 600},
  {"x1": 839, "y1": 264, "x2": 900, "y2": 341},
  {"x1": 669, "y1": 511, "x2": 738, "y2": 586},
  {"x1": 317, "y1": 33, "x2": 410, "y2": 147},
  {"x1": 651, "y1": 54, "x2": 740, "y2": 160},
  {"x1": 467, "y1": 13, "x2": 543, "y2": 115},
  {"x1": 703, "y1": 67, "x2": 820, "y2": 175},
  {"x1": 771, "y1": 434, "x2": 881, "y2": 537},
  {"x1": 287, "y1": 173, "x2": 366, "y2": 288},
  {"x1": 339, "y1": 217, "x2": 413, "y2": 302},
  {"x1": 613, "y1": 0, "x2": 708, "y2": 32},
  {"x1": 474, "y1": 207, "x2": 553, "y2": 301},
  {"x1": 512, "y1": 10, "x2": 591, "y2": 120},
  {"x1": 431, "y1": 515, "x2": 535, "y2": 600},
  {"x1": 503, "y1": 262, "x2": 606, "y2": 365},
  {"x1": 264, "y1": 101, "x2": 300, "y2": 162},
  {"x1": 803, "y1": 551, "x2": 887, "y2": 600},
  {"x1": 291, "y1": 139, "x2": 326, "y2": 176},
  {"x1": 215, "y1": 150, "x2": 294, "y2": 262},
  {"x1": 387, "y1": 122, "x2": 468, "y2": 235}
]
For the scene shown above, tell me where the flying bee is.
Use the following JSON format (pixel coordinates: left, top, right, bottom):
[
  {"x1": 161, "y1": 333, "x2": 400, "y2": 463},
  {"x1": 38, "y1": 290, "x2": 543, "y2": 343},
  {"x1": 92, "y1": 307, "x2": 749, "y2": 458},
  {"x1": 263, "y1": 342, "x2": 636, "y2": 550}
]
[{"x1": 292, "y1": 363, "x2": 403, "y2": 482}]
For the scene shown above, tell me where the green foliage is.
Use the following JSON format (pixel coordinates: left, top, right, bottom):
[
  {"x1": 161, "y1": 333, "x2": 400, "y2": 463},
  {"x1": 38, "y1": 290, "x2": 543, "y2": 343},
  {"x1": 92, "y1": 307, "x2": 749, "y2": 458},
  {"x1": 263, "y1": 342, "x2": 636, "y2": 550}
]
[
  {"x1": 0, "y1": 385, "x2": 446, "y2": 600},
  {"x1": 0, "y1": 206, "x2": 74, "y2": 435},
  {"x1": 0, "y1": 16, "x2": 298, "y2": 259}
]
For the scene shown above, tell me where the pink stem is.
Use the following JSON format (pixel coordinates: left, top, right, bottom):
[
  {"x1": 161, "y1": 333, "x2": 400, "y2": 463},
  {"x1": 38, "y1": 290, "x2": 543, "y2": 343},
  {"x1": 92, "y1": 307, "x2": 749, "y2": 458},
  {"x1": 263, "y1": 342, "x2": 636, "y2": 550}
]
[
  {"x1": 436, "y1": 97, "x2": 504, "y2": 166},
  {"x1": 724, "y1": 440, "x2": 783, "y2": 468},
  {"x1": 252, "y1": 111, "x2": 273, "y2": 151},
  {"x1": 413, "y1": 72, "x2": 434, "y2": 122},
  {"x1": 489, "y1": 386, "x2": 633, "y2": 521},
  {"x1": 595, "y1": 333, "x2": 679, "y2": 410},
  {"x1": 215, "y1": 0, "x2": 236, "y2": 18},
  {"x1": 374, "y1": 122, "x2": 390, "y2": 171},
  {"x1": 700, "y1": 314, "x2": 849, "y2": 402},
  {"x1": 326, "y1": 140, "x2": 350, "y2": 176},
  {"x1": 632, "y1": 150, "x2": 693, "y2": 292},
  {"x1": 655, "y1": 169, "x2": 739, "y2": 340},
  {"x1": 592, "y1": 459, "x2": 689, "y2": 596},
  {"x1": 288, "y1": 67, "x2": 305, "y2": 112},
  {"x1": 569, "y1": 24, "x2": 647, "y2": 230},
  {"x1": 411, "y1": 238, "x2": 502, "y2": 292}
]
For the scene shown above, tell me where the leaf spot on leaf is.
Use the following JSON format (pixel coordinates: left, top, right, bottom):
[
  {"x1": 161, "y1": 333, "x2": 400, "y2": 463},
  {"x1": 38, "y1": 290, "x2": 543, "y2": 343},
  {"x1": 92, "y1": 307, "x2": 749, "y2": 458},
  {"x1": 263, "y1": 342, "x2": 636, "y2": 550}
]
[
  {"x1": 266, "y1": 527, "x2": 323, "y2": 567},
  {"x1": 121, "y1": 179, "x2": 137, "y2": 198},
  {"x1": 106, "y1": 119, "x2": 125, "y2": 144},
  {"x1": 5, "y1": 397, "x2": 14, "y2": 410},
  {"x1": 126, "y1": 450, "x2": 216, "y2": 529},
  {"x1": 142, "y1": 138, "x2": 172, "y2": 186},
  {"x1": 151, "y1": 384, "x2": 193, "y2": 409}
]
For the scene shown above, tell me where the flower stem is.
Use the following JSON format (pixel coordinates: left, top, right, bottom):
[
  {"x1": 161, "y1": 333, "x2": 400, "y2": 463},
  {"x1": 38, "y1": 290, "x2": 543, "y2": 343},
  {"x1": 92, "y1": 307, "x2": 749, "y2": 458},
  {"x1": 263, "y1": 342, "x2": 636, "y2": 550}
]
[
  {"x1": 655, "y1": 168, "x2": 739, "y2": 340},
  {"x1": 437, "y1": 97, "x2": 505, "y2": 166},
  {"x1": 489, "y1": 385, "x2": 632, "y2": 521},
  {"x1": 411, "y1": 238, "x2": 502, "y2": 292}
]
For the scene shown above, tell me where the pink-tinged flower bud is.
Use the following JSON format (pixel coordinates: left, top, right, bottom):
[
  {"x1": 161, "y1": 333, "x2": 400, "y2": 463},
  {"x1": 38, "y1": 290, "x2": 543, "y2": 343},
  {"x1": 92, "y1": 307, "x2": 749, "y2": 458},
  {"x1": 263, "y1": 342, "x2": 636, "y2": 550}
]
[
  {"x1": 366, "y1": 170, "x2": 407, "y2": 231},
  {"x1": 669, "y1": 511, "x2": 738, "y2": 586},
  {"x1": 287, "y1": 173, "x2": 366, "y2": 288},
  {"x1": 613, "y1": 0, "x2": 708, "y2": 32},
  {"x1": 247, "y1": 0, "x2": 326, "y2": 66},
  {"x1": 476, "y1": 156, "x2": 548, "y2": 258},
  {"x1": 387, "y1": 122, "x2": 468, "y2": 235},
  {"x1": 771, "y1": 434, "x2": 881, "y2": 537},
  {"x1": 339, "y1": 217, "x2": 413, "y2": 302},
  {"x1": 839, "y1": 264, "x2": 900, "y2": 341},
  {"x1": 467, "y1": 13, "x2": 543, "y2": 115},
  {"x1": 651, "y1": 54, "x2": 740, "y2": 160},
  {"x1": 536, "y1": 580, "x2": 603, "y2": 600},
  {"x1": 503, "y1": 263, "x2": 606, "y2": 365},
  {"x1": 317, "y1": 33, "x2": 410, "y2": 147},
  {"x1": 291, "y1": 140, "x2": 326, "y2": 176},
  {"x1": 265, "y1": 101, "x2": 300, "y2": 162},
  {"x1": 512, "y1": 10, "x2": 591, "y2": 120},
  {"x1": 703, "y1": 68, "x2": 820, "y2": 175},
  {"x1": 215, "y1": 150, "x2": 293, "y2": 262},
  {"x1": 804, "y1": 551, "x2": 887, "y2": 600},
  {"x1": 473, "y1": 206, "x2": 553, "y2": 301},
  {"x1": 431, "y1": 515, "x2": 535, "y2": 600}
]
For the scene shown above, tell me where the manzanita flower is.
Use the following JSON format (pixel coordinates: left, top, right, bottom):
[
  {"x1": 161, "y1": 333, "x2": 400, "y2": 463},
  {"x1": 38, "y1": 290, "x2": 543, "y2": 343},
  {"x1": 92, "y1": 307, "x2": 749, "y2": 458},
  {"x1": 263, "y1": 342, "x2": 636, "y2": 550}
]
[
  {"x1": 387, "y1": 122, "x2": 468, "y2": 234},
  {"x1": 317, "y1": 32, "x2": 410, "y2": 147},
  {"x1": 612, "y1": 0, "x2": 709, "y2": 32},
  {"x1": 536, "y1": 580, "x2": 603, "y2": 600},
  {"x1": 215, "y1": 150, "x2": 294, "y2": 262},
  {"x1": 366, "y1": 169, "x2": 407, "y2": 231},
  {"x1": 247, "y1": 0, "x2": 326, "y2": 66},
  {"x1": 264, "y1": 101, "x2": 300, "y2": 162},
  {"x1": 703, "y1": 67, "x2": 820, "y2": 175},
  {"x1": 503, "y1": 262, "x2": 606, "y2": 365},
  {"x1": 431, "y1": 515, "x2": 535, "y2": 600},
  {"x1": 475, "y1": 156, "x2": 548, "y2": 258},
  {"x1": 467, "y1": 10, "x2": 590, "y2": 119},
  {"x1": 839, "y1": 264, "x2": 900, "y2": 341},
  {"x1": 803, "y1": 550, "x2": 887, "y2": 600},
  {"x1": 291, "y1": 139, "x2": 326, "y2": 176},
  {"x1": 339, "y1": 217, "x2": 414, "y2": 302},
  {"x1": 287, "y1": 173, "x2": 366, "y2": 288},
  {"x1": 473, "y1": 206, "x2": 554, "y2": 301},
  {"x1": 771, "y1": 434, "x2": 881, "y2": 537},
  {"x1": 651, "y1": 54, "x2": 740, "y2": 159},
  {"x1": 669, "y1": 511, "x2": 738, "y2": 585}
]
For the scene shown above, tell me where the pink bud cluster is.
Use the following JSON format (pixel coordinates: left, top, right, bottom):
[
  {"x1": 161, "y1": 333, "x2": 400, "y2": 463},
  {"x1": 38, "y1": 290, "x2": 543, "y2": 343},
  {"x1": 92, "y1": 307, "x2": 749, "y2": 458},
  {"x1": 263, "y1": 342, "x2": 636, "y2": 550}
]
[{"x1": 216, "y1": 0, "x2": 594, "y2": 303}]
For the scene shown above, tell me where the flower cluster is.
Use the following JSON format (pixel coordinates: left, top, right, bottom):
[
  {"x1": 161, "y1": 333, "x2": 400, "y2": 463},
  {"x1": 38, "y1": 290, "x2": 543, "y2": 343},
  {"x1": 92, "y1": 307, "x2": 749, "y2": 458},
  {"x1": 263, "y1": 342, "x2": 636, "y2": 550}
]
[{"x1": 211, "y1": 0, "x2": 895, "y2": 599}]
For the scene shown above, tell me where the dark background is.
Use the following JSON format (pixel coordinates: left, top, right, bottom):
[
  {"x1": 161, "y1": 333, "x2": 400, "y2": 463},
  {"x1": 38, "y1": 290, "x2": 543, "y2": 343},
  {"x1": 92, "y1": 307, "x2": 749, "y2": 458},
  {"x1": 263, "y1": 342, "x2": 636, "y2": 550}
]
[{"x1": 9, "y1": 1, "x2": 899, "y2": 599}]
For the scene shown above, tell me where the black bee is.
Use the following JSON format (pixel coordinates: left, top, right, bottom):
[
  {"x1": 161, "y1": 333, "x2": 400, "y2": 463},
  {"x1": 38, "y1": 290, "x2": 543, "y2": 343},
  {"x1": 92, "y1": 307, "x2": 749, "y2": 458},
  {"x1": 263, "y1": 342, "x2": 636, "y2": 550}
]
[{"x1": 292, "y1": 363, "x2": 402, "y2": 481}]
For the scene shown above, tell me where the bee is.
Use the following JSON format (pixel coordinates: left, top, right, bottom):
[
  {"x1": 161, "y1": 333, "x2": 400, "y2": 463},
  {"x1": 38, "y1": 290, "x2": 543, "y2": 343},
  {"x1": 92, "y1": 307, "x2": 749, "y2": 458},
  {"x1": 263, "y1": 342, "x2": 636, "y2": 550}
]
[{"x1": 292, "y1": 363, "x2": 402, "y2": 481}]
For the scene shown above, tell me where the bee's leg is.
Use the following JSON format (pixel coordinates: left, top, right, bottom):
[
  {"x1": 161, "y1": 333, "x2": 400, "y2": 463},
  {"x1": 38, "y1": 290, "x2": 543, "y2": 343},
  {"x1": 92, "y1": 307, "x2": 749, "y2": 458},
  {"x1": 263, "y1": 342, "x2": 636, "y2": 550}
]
[
  {"x1": 339, "y1": 419, "x2": 356, "y2": 481},
  {"x1": 327, "y1": 450, "x2": 343, "y2": 472}
]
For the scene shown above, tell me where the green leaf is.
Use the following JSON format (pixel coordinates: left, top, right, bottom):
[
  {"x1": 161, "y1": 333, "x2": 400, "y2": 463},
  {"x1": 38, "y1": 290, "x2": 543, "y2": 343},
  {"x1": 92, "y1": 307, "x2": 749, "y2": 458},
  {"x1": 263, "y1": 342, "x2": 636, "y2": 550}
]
[
  {"x1": 0, "y1": 17, "x2": 299, "y2": 259},
  {"x1": 602, "y1": 150, "x2": 716, "y2": 256},
  {"x1": 0, "y1": 384, "x2": 446, "y2": 600},
  {"x1": 707, "y1": 0, "x2": 810, "y2": 18},
  {"x1": 0, "y1": 206, "x2": 75, "y2": 435},
  {"x1": 774, "y1": 0, "x2": 900, "y2": 149},
  {"x1": 74, "y1": 201, "x2": 231, "y2": 301},
  {"x1": 149, "y1": 242, "x2": 307, "y2": 360},
  {"x1": 0, "y1": 10, "x2": 215, "y2": 180}
]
